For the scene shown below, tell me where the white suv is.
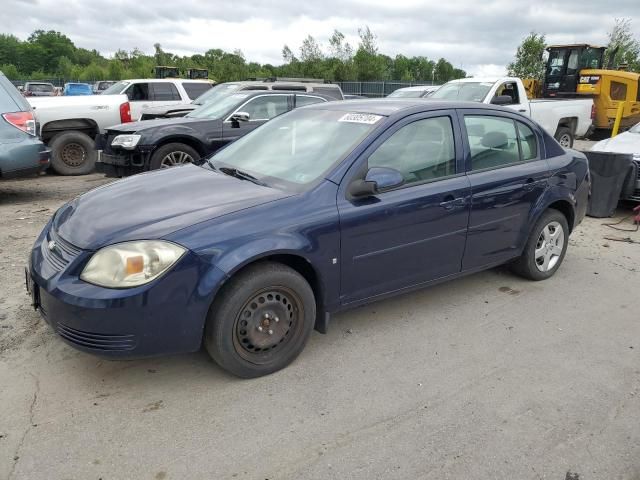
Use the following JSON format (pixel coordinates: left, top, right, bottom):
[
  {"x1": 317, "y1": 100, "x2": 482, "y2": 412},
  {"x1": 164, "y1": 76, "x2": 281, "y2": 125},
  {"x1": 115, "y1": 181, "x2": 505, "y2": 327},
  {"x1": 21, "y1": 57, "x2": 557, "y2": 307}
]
[{"x1": 101, "y1": 79, "x2": 213, "y2": 120}]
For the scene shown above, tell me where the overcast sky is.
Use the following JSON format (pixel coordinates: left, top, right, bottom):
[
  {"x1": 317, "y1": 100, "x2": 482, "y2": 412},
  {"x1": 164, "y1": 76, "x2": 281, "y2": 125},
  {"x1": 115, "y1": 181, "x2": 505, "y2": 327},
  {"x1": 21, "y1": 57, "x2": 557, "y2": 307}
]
[{"x1": 3, "y1": 0, "x2": 640, "y2": 76}]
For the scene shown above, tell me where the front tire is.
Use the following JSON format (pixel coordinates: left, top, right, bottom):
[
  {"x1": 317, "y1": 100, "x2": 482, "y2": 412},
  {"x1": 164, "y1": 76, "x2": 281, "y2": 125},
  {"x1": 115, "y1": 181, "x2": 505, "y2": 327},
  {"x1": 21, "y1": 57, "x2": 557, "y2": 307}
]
[
  {"x1": 149, "y1": 143, "x2": 200, "y2": 170},
  {"x1": 204, "y1": 262, "x2": 316, "y2": 378},
  {"x1": 49, "y1": 131, "x2": 97, "y2": 175},
  {"x1": 511, "y1": 208, "x2": 569, "y2": 281}
]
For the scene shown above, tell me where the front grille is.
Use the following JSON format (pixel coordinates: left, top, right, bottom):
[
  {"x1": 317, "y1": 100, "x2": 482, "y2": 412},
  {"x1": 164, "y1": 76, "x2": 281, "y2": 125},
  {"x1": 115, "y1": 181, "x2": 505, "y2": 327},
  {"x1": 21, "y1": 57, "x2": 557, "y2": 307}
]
[
  {"x1": 631, "y1": 160, "x2": 640, "y2": 201},
  {"x1": 41, "y1": 229, "x2": 82, "y2": 272},
  {"x1": 57, "y1": 323, "x2": 136, "y2": 351}
]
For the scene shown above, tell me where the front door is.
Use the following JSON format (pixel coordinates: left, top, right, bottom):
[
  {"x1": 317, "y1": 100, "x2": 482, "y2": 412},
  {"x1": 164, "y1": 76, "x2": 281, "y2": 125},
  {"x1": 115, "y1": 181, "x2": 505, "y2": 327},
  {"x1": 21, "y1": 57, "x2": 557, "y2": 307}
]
[
  {"x1": 459, "y1": 111, "x2": 550, "y2": 270},
  {"x1": 338, "y1": 112, "x2": 470, "y2": 304}
]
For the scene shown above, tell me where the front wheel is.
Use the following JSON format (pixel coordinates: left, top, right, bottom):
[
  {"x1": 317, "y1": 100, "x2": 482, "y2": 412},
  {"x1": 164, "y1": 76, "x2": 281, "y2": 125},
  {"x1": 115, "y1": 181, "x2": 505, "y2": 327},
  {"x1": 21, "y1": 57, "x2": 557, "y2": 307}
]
[
  {"x1": 511, "y1": 209, "x2": 569, "y2": 281},
  {"x1": 149, "y1": 143, "x2": 200, "y2": 170},
  {"x1": 204, "y1": 262, "x2": 316, "y2": 378}
]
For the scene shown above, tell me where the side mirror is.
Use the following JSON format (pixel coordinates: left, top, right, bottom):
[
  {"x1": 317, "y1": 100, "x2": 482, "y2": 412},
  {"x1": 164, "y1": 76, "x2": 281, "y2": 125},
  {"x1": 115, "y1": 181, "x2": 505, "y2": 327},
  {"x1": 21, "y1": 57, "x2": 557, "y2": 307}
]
[
  {"x1": 491, "y1": 95, "x2": 513, "y2": 105},
  {"x1": 348, "y1": 167, "x2": 404, "y2": 197},
  {"x1": 230, "y1": 111, "x2": 250, "y2": 128}
]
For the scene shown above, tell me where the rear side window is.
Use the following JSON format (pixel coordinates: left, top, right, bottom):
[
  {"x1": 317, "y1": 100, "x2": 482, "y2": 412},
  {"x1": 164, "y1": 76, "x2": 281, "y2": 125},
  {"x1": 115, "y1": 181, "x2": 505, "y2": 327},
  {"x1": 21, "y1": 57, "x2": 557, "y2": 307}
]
[
  {"x1": 182, "y1": 82, "x2": 212, "y2": 100},
  {"x1": 312, "y1": 86, "x2": 343, "y2": 99},
  {"x1": 368, "y1": 116, "x2": 456, "y2": 185},
  {"x1": 465, "y1": 116, "x2": 520, "y2": 170},
  {"x1": 517, "y1": 122, "x2": 538, "y2": 160},
  {"x1": 295, "y1": 95, "x2": 326, "y2": 107},
  {"x1": 151, "y1": 83, "x2": 181, "y2": 101}
]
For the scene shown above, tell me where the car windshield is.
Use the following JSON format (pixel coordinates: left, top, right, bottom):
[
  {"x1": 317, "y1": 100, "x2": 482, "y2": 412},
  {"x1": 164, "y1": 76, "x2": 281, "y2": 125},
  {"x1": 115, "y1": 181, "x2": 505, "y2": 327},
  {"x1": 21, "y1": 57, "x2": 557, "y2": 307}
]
[
  {"x1": 192, "y1": 83, "x2": 241, "y2": 105},
  {"x1": 102, "y1": 81, "x2": 130, "y2": 95},
  {"x1": 186, "y1": 93, "x2": 250, "y2": 120},
  {"x1": 207, "y1": 108, "x2": 381, "y2": 189},
  {"x1": 429, "y1": 82, "x2": 493, "y2": 102},
  {"x1": 388, "y1": 89, "x2": 425, "y2": 98}
]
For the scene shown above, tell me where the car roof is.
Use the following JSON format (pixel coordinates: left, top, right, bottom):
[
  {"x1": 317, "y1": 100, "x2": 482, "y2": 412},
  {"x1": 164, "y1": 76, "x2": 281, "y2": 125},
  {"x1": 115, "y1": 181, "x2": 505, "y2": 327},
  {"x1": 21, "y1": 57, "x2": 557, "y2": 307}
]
[
  {"x1": 305, "y1": 98, "x2": 511, "y2": 116},
  {"x1": 226, "y1": 80, "x2": 341, "y2": 89},
  {"x1": 229, "y1": 90, "x2": 334, "y2": 99},
  {"x1": 394, "y1": 85, "x2": 440, "y2": 92},
  {"x1": 123, "y1": 78, "x2": 213, "y2": 83}
]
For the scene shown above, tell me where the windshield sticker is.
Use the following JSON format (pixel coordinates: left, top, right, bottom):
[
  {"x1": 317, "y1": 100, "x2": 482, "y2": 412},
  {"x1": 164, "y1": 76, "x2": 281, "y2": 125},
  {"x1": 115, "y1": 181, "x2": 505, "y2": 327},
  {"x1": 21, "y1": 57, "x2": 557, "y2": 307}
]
[{"x1": 338, "y1": 113, "x2": 382, "y2": 124}]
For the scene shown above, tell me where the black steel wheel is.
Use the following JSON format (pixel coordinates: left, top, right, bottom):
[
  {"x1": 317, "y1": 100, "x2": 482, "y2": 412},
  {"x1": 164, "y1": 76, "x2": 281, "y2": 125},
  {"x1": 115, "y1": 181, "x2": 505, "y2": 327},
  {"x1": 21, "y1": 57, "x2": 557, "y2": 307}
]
[{"x1": 204, "y1": 262, "x2": 316, "y2": 378}]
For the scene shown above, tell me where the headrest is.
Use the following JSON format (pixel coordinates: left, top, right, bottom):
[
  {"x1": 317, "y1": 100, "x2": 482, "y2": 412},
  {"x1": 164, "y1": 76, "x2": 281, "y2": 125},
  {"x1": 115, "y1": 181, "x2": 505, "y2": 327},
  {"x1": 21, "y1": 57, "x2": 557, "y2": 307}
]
[{"x1": 481, "y1": 131, "x2": 509, "y2": 149}]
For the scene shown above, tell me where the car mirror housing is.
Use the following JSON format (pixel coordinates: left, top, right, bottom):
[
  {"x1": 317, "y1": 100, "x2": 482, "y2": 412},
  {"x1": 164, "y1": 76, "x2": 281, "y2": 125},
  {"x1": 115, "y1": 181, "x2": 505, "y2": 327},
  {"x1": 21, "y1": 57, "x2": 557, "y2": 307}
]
[
  {"x1": 491, "y1": 95, "x2": 513, "y2": 105},
  {"x1": 348, "y1": 167, "x2": 404, "y2": 197},
  {"x1": 230, "y1": 111, "x2": 250, "y2": 128}
]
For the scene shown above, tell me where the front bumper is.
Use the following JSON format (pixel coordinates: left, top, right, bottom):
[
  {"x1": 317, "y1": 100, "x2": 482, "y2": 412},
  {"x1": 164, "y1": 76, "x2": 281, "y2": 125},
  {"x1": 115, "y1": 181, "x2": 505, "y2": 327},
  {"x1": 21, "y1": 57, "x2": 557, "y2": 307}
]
[
  {"x1": 27, "y1": 224, "x2": 227, "y2": 358},
  {"x1": 95, "y1": 133, "x2": 151, "y2": 177}
]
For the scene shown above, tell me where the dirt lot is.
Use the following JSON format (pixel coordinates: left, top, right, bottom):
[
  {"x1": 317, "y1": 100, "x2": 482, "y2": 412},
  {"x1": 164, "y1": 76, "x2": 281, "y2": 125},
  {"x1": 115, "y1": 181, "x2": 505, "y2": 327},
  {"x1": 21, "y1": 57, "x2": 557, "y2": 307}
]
[{"x1": 1, "y1": 167, "x2": 639, "y2": 480}]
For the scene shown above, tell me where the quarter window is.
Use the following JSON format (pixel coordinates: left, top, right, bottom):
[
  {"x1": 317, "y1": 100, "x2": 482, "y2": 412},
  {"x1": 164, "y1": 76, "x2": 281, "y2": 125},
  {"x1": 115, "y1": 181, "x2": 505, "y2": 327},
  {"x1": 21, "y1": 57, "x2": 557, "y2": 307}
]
[
  {"x1": 517, "y1": 122, "x2": 538, "y2": 160},
  {"x1": 150, "y1": 82, "x2": 181, "y2": 101},
  {"x1": 295, "y1": 95, "x2": 327, "y2": 107},
  {"x1": 368, "y1": 116, "x2": 456, "y2": 185},
  {"x1": 464, "y1": 116, "x2": 520, "y2": 170},
  {"x1": 241, "y1": 96, "x2": 289, "y2": 121},
  {"x1": 182, "y1": 82, "x2": 212, "y2": 100}
]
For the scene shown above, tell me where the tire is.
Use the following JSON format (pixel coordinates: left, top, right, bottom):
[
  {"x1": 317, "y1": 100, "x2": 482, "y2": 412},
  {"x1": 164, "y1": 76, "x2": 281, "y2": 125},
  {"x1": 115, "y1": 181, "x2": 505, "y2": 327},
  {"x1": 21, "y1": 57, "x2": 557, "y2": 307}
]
[
  {"x1": 49, "y1": 131, "x2": 97, "y2": 175},
  {"x1": 204, "y1": 262, "x2": 316, "y2": 378},
  {"x1": 554, "y1": 127, "x2": 574, "y2": 148},
  {"x1": 511, "y1": 208, "x2": 569, "y2": 281},
  {"x1": 149, "y1": 143, "x2": 200, "y2": 170}
]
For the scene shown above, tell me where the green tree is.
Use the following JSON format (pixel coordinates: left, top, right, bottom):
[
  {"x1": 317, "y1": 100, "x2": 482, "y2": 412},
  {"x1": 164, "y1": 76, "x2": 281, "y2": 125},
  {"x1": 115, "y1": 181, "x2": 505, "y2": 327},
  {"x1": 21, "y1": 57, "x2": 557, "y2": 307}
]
[
  {"x1": 353, "y1": 26, "x2": 385, "y2": 80},
  {"x1": 604, "y1": 18, "x2": 640, "y2": 71},
  {"x1": 507, "y1": 32, "x2": 547, "y2": 80},
  {"x1": 0, "y1": 63, "x2": 20, "y2": 79}
]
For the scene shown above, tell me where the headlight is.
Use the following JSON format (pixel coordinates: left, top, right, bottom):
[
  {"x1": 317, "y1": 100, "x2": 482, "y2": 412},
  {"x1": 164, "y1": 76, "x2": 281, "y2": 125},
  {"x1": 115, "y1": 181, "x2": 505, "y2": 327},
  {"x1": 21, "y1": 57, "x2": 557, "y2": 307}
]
[
  {"x1": 80, "y1": 241, "x2": 186, "y2": 288},
  {"x1": 111, "y1": 134, "x2": 141, "y2": 150}
]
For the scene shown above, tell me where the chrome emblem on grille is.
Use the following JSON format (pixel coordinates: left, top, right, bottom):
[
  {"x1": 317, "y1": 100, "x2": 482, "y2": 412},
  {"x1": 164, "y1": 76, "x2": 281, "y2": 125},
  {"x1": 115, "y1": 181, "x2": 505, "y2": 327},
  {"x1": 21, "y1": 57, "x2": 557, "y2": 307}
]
[{"x1": 48, "y1": 240, "x2": 57, "y2": 251}]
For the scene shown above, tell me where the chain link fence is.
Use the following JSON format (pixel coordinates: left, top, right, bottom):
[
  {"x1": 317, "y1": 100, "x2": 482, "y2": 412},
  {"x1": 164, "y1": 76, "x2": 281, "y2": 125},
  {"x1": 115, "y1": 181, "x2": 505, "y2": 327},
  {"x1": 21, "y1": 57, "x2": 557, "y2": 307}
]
[{"x1": 334, "y1": 81, "x2": 438, "y2": 97}]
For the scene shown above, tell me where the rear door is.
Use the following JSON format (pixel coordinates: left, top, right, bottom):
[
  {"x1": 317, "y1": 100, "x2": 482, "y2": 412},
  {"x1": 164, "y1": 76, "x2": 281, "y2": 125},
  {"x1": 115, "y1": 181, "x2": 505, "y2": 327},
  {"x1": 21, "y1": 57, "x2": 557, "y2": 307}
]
[
  {"x1": 337, "y1": 111, "x2": 470, "y2": 303},
  {"x1": 221, "y1": 94, "x2": 291, "y2": 143},
  {"x1": 459, "y1": 109, "x2": 549, "y2": 270}
]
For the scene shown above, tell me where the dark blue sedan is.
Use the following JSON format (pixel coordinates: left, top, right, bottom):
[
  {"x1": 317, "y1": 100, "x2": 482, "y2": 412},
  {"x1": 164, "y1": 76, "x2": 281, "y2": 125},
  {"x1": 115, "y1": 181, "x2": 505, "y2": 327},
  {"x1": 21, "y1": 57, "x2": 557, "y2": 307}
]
[{"x1": 27, "y1": 100, "x2": 589, "y2": 377}]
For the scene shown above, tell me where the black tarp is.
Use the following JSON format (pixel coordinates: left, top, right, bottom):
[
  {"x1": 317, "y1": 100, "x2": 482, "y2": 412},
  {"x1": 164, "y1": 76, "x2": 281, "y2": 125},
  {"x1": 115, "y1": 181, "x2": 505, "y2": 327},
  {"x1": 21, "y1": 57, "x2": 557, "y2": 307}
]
[{"x1": 585, "y1": 151, "x2": 637, "y2": 218}]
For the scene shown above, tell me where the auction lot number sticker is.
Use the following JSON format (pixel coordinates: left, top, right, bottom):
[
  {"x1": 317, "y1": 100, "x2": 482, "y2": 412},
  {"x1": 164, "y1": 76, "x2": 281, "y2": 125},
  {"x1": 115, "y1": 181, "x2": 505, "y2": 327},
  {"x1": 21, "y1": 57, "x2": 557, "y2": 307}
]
[{"x1": 339, "y1": 113, "x2": 382, "y2": 124}]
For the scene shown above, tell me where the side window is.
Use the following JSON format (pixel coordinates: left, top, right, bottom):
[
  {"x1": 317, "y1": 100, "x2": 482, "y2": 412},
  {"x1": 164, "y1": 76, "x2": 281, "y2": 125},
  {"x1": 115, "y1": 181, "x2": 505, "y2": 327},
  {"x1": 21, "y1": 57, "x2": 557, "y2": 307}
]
[
  {"x1": 295, "y1": 95, "x2": 327, "y2": 107},
  {"x1": 610, "y1": 81, "x2": 627, "y2": 101},
  {"x1": 495, "y1": 82, "x2": 519, "y2": 104},
  {"x1": 517, "y1": 122, "x2": 538, "y2": 161},
  {"x1": 464, "y1": 116, "x2": 520, "y2": 170},
  {"x1": 272, "y1": 85, "x2": 306, "y2": 91},
  {"x1": 125, "y1": 83, "x2": 150, "y2": 101},
  {"x1": 368, "y1": 116, "x2": 456, "y2": 185},
  {"x1": 182, "y1": 82, "x2": 212, "y2": 100},
  {"x1": 241, "y1": 96, "x2": 289, "y2": 121},
  {"x1": 150, "y1": 83, "x2": 180, "y2": 101}
]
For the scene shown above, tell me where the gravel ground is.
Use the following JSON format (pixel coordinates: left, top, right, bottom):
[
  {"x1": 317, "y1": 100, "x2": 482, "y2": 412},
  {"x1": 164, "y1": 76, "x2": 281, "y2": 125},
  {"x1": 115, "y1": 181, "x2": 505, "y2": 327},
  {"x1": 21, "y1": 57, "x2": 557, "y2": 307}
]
[{"x1": 0, "y1": 167, "x2": 638, "y2": 480}]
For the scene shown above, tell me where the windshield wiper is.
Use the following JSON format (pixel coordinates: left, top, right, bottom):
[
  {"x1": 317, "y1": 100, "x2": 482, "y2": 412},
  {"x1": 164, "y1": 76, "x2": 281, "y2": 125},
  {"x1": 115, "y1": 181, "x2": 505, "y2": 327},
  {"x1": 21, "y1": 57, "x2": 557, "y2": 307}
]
[{"x1": 218, "y1": 166, "x2": 268, "y2": 187}]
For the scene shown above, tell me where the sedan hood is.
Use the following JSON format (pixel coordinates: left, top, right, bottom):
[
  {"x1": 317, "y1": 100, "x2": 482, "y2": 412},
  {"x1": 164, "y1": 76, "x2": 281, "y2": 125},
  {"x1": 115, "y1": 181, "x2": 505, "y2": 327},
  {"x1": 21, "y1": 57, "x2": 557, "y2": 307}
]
[
  {"x1": 591, "y1": 131, "x2": 640, "y2": 155},
  {"x1": 106, "y1": 116, "x2": 208, "y2": 133},
  {"x1": 53, "y1": 165, "x2": 291, "y2": 250}
]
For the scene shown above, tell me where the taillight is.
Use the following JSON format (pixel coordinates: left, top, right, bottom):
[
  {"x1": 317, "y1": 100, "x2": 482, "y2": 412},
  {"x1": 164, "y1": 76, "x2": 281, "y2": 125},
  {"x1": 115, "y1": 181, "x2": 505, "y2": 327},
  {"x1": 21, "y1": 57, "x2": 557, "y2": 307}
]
[
  {"x1": 590, "y1": 104, "x2": 596, "y2": 120},
  {"x1": 119, "y1": 102, "x2": 132, "y2": 123},
  {"x1": 2, "y1": 111, "x2": 36, "y2": 136}
]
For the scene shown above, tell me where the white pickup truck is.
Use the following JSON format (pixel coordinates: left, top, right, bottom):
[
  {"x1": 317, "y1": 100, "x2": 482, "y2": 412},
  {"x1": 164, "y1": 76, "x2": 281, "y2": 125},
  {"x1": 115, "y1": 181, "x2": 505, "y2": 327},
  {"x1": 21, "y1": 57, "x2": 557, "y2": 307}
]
[
  {"x1": 430, "y1": 77, "x2": 594, "y2": 147},
  {"x1": 27, "y1": 78, "x2": 213, "y2": 175}
]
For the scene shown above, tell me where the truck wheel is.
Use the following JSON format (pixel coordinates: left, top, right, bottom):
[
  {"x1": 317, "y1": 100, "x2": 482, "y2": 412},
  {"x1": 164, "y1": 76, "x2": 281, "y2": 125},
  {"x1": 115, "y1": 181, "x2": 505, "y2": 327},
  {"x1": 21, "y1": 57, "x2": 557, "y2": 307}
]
[
  {"x1": 204, "y1": 262, "x2": 316, "y2": 378},
  {"x1": 149, "y1": 143, "x2": 200, "y2": 170},
  {"x1": 555, "y1": 127, "x2": 573, "y2": 148},
  {"x1": 49, "y1": 131, "x2": 97, "y2": 175},
  {"x1": 510, "y1": 208, "x2": 569, "y2": 281}
]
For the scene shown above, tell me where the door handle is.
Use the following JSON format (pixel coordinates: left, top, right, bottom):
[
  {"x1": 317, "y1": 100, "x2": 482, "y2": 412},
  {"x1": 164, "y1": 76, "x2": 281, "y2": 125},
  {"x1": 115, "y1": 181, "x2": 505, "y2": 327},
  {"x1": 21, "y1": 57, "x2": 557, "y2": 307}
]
[
  {"x1": 518, "y1": 109, "x2": 527, "y2": 112},
  {"x1": 523, "y1": 178, "x2": 538, "y2": 191},
  {"x1": 440, "y1": 196, "x2": 466, "y2": 210}
]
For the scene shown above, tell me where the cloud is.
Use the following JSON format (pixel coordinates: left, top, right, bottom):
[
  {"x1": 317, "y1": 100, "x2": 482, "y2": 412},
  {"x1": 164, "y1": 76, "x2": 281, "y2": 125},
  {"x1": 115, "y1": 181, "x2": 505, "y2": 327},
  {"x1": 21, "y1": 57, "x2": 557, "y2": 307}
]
[{"x1": 2, "y1": 0, "x2": 639, "y2": 76}]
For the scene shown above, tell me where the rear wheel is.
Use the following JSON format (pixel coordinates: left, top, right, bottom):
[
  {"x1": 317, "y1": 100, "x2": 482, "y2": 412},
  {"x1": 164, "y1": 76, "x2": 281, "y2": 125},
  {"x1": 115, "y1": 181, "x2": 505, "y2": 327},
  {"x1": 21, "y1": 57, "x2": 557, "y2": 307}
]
[
  {"x1": 511, "y1": 209, "x2": 569, "y2": 281},
  {"x1": 204, "y1": 262, "x2": 316, "y2": 378},
  {"x1": 149, "y1": 143, "x2": 200, "y2": 170},
  {"x1": 49, "y1": 131, "x2": 97, "y2": 175},
  {"x1": 555, "y1": 127, "x2": 574, "y2": 148}
]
